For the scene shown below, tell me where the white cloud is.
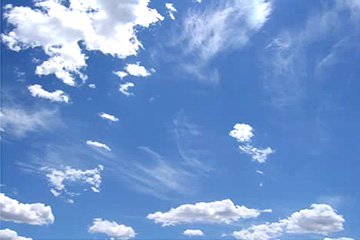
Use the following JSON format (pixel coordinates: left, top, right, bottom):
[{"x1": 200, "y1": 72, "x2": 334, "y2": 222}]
[
  {"x1": 176, "y1": 0, "x2": 272, "y2": 82},
  {"x1": 233, "y1": 204, "x2": 345, "y2": 240},
  {"x1": 0, "y1": 229, "x2": 32, "y2": 240},
  {"x1": 229, "y1": 123, "x2": 254, "y2": 143},
  {"x1": 41, "y1": 165, "x2": 104, "y2": 201},
  {"x1": 28, "y1": 84, "x2": 70, "y2": 103},
  {"x1": 183, "y1": 229, "x2": 204, "y2": 236},
  {"x1": 256, "y1": 170, "x2": 264, "y2": 175},
  {"x1": 86, "y1": 140, "x2": 111, "y2": 151},
  {"x1": 119, "y1": 82, "x2": 135, "y2": 96},
  {"x1": 239, "y1": 145, "x2": 275, "y2": 163},
  {"x1": 165, "y1": 3, "x2": 177, "y2": 20},
  {"x1": 88, "y1": 218, "x2": 136, "y2": 240},
  {"x1": 2, "y1": 0, "x2": 163, "y2": 85},
  {"x1": 114, "y1": 71, "x2": 129, "y2": 79},
  {"x1": 88, "y1": 84, "x2": 96, "y2": 89},
  {"x1": 233, "y1": 222, "x2": 285, "y2": 240},
  {"x1": 285, "y1": 204, "x2": 345, "y2": 234},
  {"x1": 0, "y1": 106, "x2": 60, "y2": 138},
  {"x1": 0, "y1": 193, "x2": 54, "y2": 225},
  {"x1": 99, "y1": 113, "x2": 119, "y2": 122},
  {"x1": 125, "y1": 63, "x2": 151, "y2": 77},
  {"x1": 147, "y1": 199, "x2": 267, "y2": 226},
  {"x1": 229, "y1": 123, "x2": 274, "y2": 163}
]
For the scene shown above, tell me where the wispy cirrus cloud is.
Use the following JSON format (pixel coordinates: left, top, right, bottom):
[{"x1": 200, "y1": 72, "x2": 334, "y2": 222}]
[{"x1": 173, "y1": 0, "x2": 272, "y2": 83}]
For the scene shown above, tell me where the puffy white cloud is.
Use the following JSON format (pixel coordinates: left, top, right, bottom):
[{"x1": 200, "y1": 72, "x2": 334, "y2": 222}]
[
  {"x1": 28, "y1": 84, "x2": 70, "y2": 103},
  {"x1": 2, "y1": 0, "x2": 163, "y2": 85},
  {"x1": 125, "y1": 63, "x2": 151, "y2": 77},
  {"x1": 0, "y1": 106, "x2": 60, "y2": 138},
  {"x1": 86, "y1": 140, "x2": 111, "y2": 151},
  {"x1": 0, "y1": 229, "x2": 32, "y2": 240},
  {"x1": 119, "y1": 82, "x2": 135, "y2": 96},
  {"x1": 285, "y1": 204, "x2": 345, "y2": 235},
  {"x1": 41, "y1": 165, "x2": 104, "y2": 201},
  {"x1": 233, "y1": 222, "x2": 285, "y2": 240},
  {"x1": 229, "y1": 123, "x2": 254, "y2": 143},
  {"x1": 88, "y1": 218, "x2": 136, "y2": 240},
  {"x1": 229, "y1": 123, "x2": 274, "y2": 163},
  {"x1": 0, "y1": 193, "x2": 54, "y2": 225},
  {"x1": 183, "y1": 229, "x2": 204, "y2": 236},
  {"x1": 233, "y1": 204, "x2": 345, "y2": 240},
  {"x1": 99, "y1": 113, "x2": 119, "y2": 122},
  {"x1": 176, "y1": 0, "x2": 271, "y2": 82},
  {"x1": 147, "y1": 199, "x2": 266, "y2": 226},
  {"x1": 114, "y1": 71, "x2": 129, "y2": 79},
  {"x1": 165, "y1": 3, "x2": 177, "y2": 20},
  {"x1": 88, "y1": 84, "x2": 96, "y2": 89}
]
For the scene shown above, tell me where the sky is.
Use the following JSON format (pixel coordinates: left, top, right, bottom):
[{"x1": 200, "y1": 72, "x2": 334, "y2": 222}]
[{"x1": 0, "y1": 0, "x2": 359, "y2": 240}]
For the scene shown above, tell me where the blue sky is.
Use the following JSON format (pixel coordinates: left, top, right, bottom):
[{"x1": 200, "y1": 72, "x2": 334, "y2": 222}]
[{"x1": 0, "y1": 0, "x2": 359, "y2": 239}]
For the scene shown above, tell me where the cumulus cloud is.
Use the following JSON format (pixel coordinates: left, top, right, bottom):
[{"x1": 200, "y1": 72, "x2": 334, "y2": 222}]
[
  {"x1": 99, "y1": 113, "x2": 119, "y2": 122},
  {"x1": 28, "y1": 84, "x2": 70, "y2": 103},
  {"x1": 88, "y1": 84, "x2": 96, "y2": 89},
  {"x1": 88, "y1": 218, "x2": 136, "y2": 240},
  {"x1": 229, "y1": 123, "x2": 254, "y2": 143},
  {"x1": 0, "y1": 106, "x2": 60, "y2": 138},
  {"x1": 233, "y1": 222, "x2": 285, "y2": 240},
  {"x1": 183, "y1": 229, "x2": 204, "y2": 236},
  {"x1": 125, "y1": 63, "x2": 152, "y2": 77},
  {"x1": 285, "y1": 204, "x2": 345, "y2": 234},
  {"x1": 233, "y1": 204, "x2": 345, "y2": 240},
  {"x1": 114, "y1": 71, "x2": 129, "y2": 79},
  {"x1": 175, "y1": 0, "x2": 272, "y2": 82},
  {"x1": 0, "y1": 229, "x2": 32, "y2": 240},
  {"x1": 41, "y1": 165, "x2": 104, "y2": 202},
  {"x1": 119, "y1": 82, "x2": 135, "y2": 96},
  {"x1": 2, "y1": 0, "x2": 163, "y2": 85},
  {"x1": 0, "y1": 193, "x2": 54, "y2": 225},
  {"x1": 165, "y1": 3, "x2": 177, "y2": 20},
  {"x1": 229, "y1": 123, "x2": 274, "y2": 163},
  {"x1": 86, "y1": 140, "x2": 111, "y2": 151},
  {"x1": 147, "y1": 199, "x2": 267, "y2": 226}
]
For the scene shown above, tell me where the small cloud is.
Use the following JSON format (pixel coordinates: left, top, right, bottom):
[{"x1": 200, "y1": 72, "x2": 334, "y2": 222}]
[
  {"x1": 86, "y1": 140, "x2": 111, "y2": 151},
  {"x1": 114, "y1": 71, "x2": 128, "y2": 79},
  {"x1": 28, "y1": 84, "x2": 70, "y2": 103},
  {"x1": 125, "y1": 63, "x2": 152, "y2": 77},
  {"x1": 165, "y1": 3, "x2": 177, "y2": 20},
  {"x1": 88, "y1": 218, "x2": 136, "y2": 240},
  {"x1": 119, "y1": 82, "x2": 135, "y2": 96},
  {"x1": 183, "y1": 229, "x2": 204, "y2": 236},
  {"x1": 88, "y1": 84, "x2": 96, "y2": 89},
  {"x1": 99, "y1": 113, "x2": 119, "y2": 122}
]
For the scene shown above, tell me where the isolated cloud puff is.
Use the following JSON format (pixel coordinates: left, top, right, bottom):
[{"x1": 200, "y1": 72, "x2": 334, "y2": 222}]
[
  {"x1": 41, "y1": 165, "x2": 104, "y2": 201},
  {"x1": 99, "y1": 113, "x2": 119, "y2": 122},
  {"x1": 183, "y1": 229, "x2": 204, "y2": 236},
  {"x1": 0, "y1": 229, "x2": 32, "y2": 240},
  {"x1": 28, "y1": 84, "x2": 70, "y2": 103},
  {"x1": 119, "y1": 82, "x2": 135, "y2": 96},
  {"x1": 0, "y1": 193, "x2": 54, "y2": 225},
  {"x1": 86, "y1": 140, "x2": 111, "y2": 151},
  {"x1": 147, "y1": 199, "x2": 267, "y2": 226},
  {"x1": 233, "y1": 204, "x2": 345, "y2": 240},
  {"x1": 88, "y1": 218, "x2": 136, "y2": 240},
  {"x1": 2, "y1": 0, "x2": 163, "y2": 85}
]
